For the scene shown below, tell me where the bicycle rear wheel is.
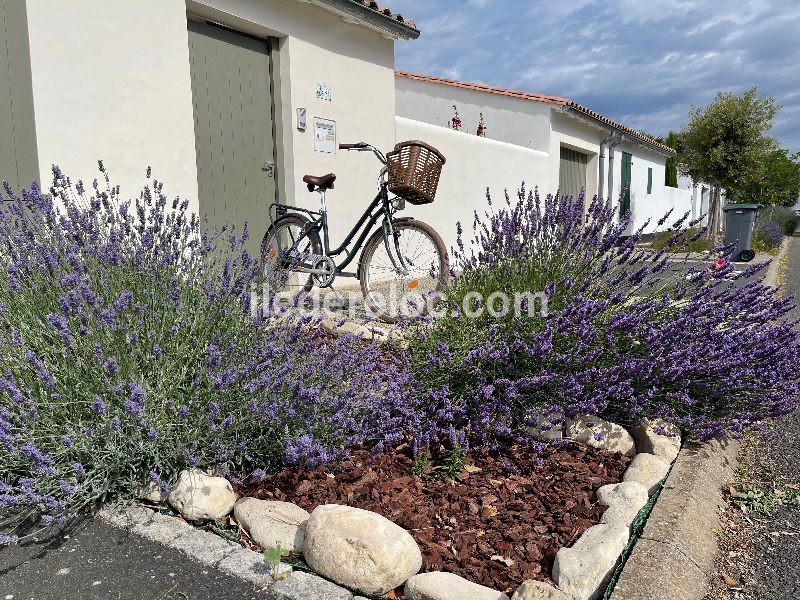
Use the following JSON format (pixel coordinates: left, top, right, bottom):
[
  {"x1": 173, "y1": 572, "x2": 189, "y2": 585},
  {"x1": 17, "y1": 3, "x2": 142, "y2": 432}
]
[
  {"x1": 359, "y1": 219, "x2": 448, "y2": 323},
  {"x1": 260, "y1": 215, "x2": 321, "y2": 309}
]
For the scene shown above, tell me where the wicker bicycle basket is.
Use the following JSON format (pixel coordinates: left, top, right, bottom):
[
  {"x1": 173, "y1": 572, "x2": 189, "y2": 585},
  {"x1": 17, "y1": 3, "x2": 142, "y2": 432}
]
[{"x1": 386, "y1": 141, "x2": 446, "y2": 205}]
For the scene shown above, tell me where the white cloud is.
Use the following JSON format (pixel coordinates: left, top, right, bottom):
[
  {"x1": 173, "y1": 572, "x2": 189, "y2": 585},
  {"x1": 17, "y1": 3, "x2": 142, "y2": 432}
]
[{"x1": 391, "y1": 0, "x2": 800, "y2": 151}]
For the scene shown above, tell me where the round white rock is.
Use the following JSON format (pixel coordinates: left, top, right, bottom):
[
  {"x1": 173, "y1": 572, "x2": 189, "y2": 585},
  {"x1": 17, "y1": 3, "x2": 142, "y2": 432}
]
[
  {"x1": 303, "y1": 504, "x2": 422, "y2": 596},
  {"x1": 167, "y1": 469, "x2": 236, "y2": 521},
  {"x1": 234, "y1": 498, "x2": 309, "y2": 553}
]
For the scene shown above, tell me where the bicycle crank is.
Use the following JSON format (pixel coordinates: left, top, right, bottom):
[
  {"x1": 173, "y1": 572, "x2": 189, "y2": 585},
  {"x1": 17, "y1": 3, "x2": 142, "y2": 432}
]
[{"x1": 312, "y1": 255, "x2": 337, "y2": 288}]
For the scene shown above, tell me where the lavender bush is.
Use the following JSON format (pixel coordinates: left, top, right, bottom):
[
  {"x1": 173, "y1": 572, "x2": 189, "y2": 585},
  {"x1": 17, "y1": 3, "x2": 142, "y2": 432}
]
[
  {"x1": 0, "y1": 165, "x2": 418, "y2": 543},
  {"x1": 752, "y1": 216, "x2": 786, "y2": 253},
  {"x1": 410, "y1": 187, "x2": 800, "y2": 445}
]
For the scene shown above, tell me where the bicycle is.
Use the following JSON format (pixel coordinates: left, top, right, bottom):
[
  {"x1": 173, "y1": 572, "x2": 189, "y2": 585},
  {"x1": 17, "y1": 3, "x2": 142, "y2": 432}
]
[{"x1": 260, "y1": 140, "x2": 449, "y2": 323}]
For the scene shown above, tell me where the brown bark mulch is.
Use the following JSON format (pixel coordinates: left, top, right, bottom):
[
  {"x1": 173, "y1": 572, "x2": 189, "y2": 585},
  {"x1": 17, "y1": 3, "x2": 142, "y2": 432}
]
[{"x1": 237, "y1": 442, "x2": 629, "y2": 594}]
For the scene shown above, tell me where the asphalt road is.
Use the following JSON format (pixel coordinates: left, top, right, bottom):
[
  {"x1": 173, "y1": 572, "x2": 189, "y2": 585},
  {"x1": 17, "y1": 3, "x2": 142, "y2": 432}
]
[
  {"x1": 745, "y1": 234, "x2": 800, "y2": 598},
  {"x1": 0, "y1": 518, "x2": 262, "y2": 600}
]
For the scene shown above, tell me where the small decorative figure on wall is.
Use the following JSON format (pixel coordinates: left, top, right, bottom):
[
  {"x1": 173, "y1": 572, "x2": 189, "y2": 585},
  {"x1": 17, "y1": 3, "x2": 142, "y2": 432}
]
[
  {"x1": 451, "y1": 105, "x2": 462, "y2": 131},
  {"x1": 477, "y1": 113, "x2": 487, "y2": 137}
]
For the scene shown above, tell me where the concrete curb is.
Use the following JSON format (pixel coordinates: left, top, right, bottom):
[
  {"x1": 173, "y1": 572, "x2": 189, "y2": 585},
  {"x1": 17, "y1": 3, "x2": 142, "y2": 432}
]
[
  {"x1": 610, "y1": 439, "x2": 740, "y2": 600},
  {"x1": 763, "y1": 236, "x2": 791, "y2": 288},
  {"x1": 96, "y1": 504, "x2": 291, "y2": 590}
]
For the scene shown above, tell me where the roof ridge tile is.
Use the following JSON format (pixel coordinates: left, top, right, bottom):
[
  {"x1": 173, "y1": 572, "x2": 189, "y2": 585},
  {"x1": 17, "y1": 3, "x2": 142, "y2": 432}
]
[{"x1": 395, "y1": 70, "x2": 674, "y2": 154}]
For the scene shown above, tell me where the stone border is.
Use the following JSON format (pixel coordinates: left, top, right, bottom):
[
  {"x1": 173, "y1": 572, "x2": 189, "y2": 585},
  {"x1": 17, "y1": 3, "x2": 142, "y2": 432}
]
[
  {"x1": 609, "y1": 439, "x2": 740, "y2": 600},
  {"x1": 97, "y1": 419, "x2": 722, "y2": 600}
]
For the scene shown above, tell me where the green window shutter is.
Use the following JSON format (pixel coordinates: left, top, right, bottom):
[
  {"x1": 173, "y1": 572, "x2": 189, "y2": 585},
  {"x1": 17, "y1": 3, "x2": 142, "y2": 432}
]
[
  {"x1": 647, "y1": 167, "x2": 653, "y2": 194},
  {"x1": 620, "y1": 152, "x2": 632, "y2": 215}
]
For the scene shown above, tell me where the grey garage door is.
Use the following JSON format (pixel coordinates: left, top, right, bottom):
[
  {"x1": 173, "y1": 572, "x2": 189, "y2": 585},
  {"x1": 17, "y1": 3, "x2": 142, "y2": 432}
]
[
  {"x1": 559, "y1": 147, "x2": 588, "y2": 200},
  {"x1": 187, "y1": 19, "x2": 276, "y2": 253}
]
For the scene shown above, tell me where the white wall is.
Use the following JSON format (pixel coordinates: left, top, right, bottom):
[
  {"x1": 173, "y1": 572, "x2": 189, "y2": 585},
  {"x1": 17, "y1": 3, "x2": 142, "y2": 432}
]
[
  {"x1": 396, "y1": 117, "x2": 550, "y2": 253},
  {"x1": 549, "y1": 110, "x2": 601, "y2": 200},
  {"x1": 396, "y1": 77, "x2": 552, "y2": 153},
  {"x1": 602, "y1": 140, "x2": 680, "y2": 233},
  {"x1": 634, "y1": 186, "x2": 694, "y2": 234},
  {"x1": 190, "y1": 0, "x2": 397, "y2": 247},
  {"x1": 25, "y1": 0, "x2": 200, "y2": 209}
]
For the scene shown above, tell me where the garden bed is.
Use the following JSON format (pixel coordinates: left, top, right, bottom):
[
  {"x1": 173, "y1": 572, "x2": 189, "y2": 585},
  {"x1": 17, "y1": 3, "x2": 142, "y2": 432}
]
[{"x1": 237, "y1": 442, "x2": 631, "y2": 593}]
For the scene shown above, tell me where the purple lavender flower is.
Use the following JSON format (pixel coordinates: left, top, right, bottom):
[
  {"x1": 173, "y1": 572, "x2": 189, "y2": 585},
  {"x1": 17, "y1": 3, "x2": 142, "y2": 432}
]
[{"x1": 102, "y1": 357, "x2": 119, "y2": 375}]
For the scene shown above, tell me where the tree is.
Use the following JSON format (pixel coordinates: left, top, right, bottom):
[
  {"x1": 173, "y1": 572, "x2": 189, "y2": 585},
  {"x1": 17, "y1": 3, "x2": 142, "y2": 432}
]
[
  {"x1": 677, "y1": 88, "x2": 780, "y2": 241},
  {"x1": 664, "y1": 131, "x2": 679, "y2": 188},
  {"x1": 729, "y1": 147, "x2": 800, "y2": 206}
]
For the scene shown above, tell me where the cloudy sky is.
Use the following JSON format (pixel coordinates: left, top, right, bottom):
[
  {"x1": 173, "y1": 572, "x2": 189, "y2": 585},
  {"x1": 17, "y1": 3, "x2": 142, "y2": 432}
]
[{"x1": 390, "y1": 0, "x2": 800, "y2": 153}]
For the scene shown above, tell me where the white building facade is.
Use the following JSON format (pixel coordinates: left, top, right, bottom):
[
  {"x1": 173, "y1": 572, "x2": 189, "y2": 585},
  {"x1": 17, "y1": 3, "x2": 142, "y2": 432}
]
[
  {"x1": 1, "y1": 0, "x2": 416, "y2": 255},
  {"x1": 0, "y1": 0, "x2": 700, "y2": 259},
  {"x1": 395, "y1": 72, "x2": 697, "y2": 250}
]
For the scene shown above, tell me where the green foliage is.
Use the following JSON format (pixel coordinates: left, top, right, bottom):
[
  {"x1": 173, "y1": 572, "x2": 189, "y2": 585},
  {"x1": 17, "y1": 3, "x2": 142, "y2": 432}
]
[
  {"x1": 410, "y1": 445, "x2": 466, "y2": 482},
  {"x1": 730, "y1": 483, "x2": 800, "y2": 515},
  {"x1": 761, "y1": 205, "x2": 800, "y2": 235},
  {"x1": 436, "y1": 444, "x2": 466, "y2": 482},
  {"x1": 411, "y1": 452, "x2": 433, "y2": 479},
  {"x1": 664, "y1": 131, "x2": 680, "y2": 188},
  {"x1": 730, "y1": 149, "x2": 800, "y2": 206},
  {"x1": 263, "y1": 544, "x2": 290, "y2": 567},
  {"x1": 649, "y1": 227, "x2": 713, "y2": 253},
  {"x1": 677, "y1": 88, "x2": 780, "y2": 190}
]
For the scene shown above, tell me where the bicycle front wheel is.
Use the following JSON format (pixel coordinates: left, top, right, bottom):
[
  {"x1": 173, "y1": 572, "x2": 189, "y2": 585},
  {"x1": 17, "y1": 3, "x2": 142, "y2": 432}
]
[{"x1": 359, "y1": 219, "x2": 448, "y2": 323}]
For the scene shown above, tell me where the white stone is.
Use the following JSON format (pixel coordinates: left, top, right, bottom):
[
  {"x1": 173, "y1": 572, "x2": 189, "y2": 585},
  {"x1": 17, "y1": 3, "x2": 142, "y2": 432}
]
[
  {"x1": 404, "y1": 572, "x2": 509, "y2": 600},
  {"x1": 512, "y1": 580, "x2": 571, "y2": 600},
  {"x1": 303, "y1": 504, "x2": 422, "y2": 596},
  {"x1": 168, "y1": 469, "x2": 236, "y2": 521},
  {"x1": 234, "y1": 498, "x2": 309, "y2": 553},
  {"x1": 552, "y1": 524, "x2": 629, "y2": 600},
  {"x1": 527, "y1": 412, "x2": 564, "y2": 442},
  {"x1": 629, "y1": 419, "x2": 681, "y2": 462},
  {"x1": 564, "y1": 415, "x2": 636, "y2": 456},
  {"x1": 622, "y1": 453, "x2": 671, "y2": 495},
  {"x1": 597, "y1": 482, "x2": 649, "y2": 529},
  {"x1": 320, "y1": 318, "x2": 370, "y2": 338},
  {"x1": 135, "y1": 480, "x2": 168, "y2": 503}
]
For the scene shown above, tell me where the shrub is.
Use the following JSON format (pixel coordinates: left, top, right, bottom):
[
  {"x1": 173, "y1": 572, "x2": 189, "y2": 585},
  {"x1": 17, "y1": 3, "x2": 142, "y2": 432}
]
[
  {"x1": 759, "y1": 205, "x2": 799, "y2": 235},
  {"x1": 650, "y1": 227, "x2": 713, "y2": 253},
  {"x1": 410, "y1": 187, "x2": 800, "y2": 447},
  {"x1": 752, "y1": 217, "x2": 785, "y2": 253},
  {"x1": 0, "y1": 165, "x2": 418, "y2": 543}
]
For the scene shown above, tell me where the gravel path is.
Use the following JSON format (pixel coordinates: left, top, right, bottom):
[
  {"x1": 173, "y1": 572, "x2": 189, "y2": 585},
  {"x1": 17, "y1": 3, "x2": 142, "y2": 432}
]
[{"x1": 707, "y1": 234, "x2": 800, "y2": 599}]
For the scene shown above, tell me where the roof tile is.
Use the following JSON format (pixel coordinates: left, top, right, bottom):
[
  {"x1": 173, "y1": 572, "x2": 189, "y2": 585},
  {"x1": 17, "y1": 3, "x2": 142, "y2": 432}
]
[
  {"x1": 354, "y1": 0, "x2": 417, "y2": 30},
  {"x1": 395, "y1": 71, "x2": 674, "y2": 154}
]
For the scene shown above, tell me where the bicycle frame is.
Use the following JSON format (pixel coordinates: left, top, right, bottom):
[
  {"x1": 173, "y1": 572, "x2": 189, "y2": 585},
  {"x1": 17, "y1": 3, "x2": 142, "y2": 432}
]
[{"x1": 269, "y1": 179, "x2": 410, "y2": 279}]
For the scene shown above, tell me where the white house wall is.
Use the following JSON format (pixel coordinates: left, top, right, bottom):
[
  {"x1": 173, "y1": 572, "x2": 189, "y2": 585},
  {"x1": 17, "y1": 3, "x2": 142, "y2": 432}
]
[
  {"x1": 189, "y1": 0, "x2": 397, "y2": 246},
  {"x1": 25, "y1": 0, "x2": 200, "y2": 209},
  {"x1": 396, "y1": 116, "x2": 550, "y2": 253},
  {"x1": 605, "y1": 141, "x2": 692, "y2": 233},
  {"x1": 549, "y1": 110, "x2": 601, "y2": 199},
  {"x1": 396, "y1": 78, "x2": 552, "y2": 153}
]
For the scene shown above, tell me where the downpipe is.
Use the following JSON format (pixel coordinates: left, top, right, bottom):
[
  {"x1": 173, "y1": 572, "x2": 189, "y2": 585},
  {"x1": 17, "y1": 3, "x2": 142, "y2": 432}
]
[
  {"x1": 607, "y1": 133, "x2": 625, "y2": 212},
  {"x1": 598, "y1": 133, "x2": 616, "y2": 204}
]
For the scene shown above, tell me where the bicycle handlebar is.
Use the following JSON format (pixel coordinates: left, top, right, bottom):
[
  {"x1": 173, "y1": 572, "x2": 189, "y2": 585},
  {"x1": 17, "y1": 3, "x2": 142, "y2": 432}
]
[{"x1": 339, "y1": 142, "x2": 386, "y2": 164}]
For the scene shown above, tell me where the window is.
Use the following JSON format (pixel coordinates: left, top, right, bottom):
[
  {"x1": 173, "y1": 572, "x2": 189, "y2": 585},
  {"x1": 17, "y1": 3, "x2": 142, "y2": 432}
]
[
  {"x1": 647, "y1": 167, "x2": 653, "y2": 194},
  {"x1": 559, "y1": 147, "x2": 588, "y2": 200}
]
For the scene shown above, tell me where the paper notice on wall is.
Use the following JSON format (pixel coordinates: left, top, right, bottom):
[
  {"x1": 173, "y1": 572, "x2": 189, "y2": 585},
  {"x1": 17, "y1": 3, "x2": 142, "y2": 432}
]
[{"x1": 314, "y1": 118, "x2": 336, "y2": 153}]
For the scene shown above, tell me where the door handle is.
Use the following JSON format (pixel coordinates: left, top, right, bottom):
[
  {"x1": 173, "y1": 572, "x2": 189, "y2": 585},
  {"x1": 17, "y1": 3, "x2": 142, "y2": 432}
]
[{"x1": 262, "y1": 161, "x2": 275, "y2": 177}]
